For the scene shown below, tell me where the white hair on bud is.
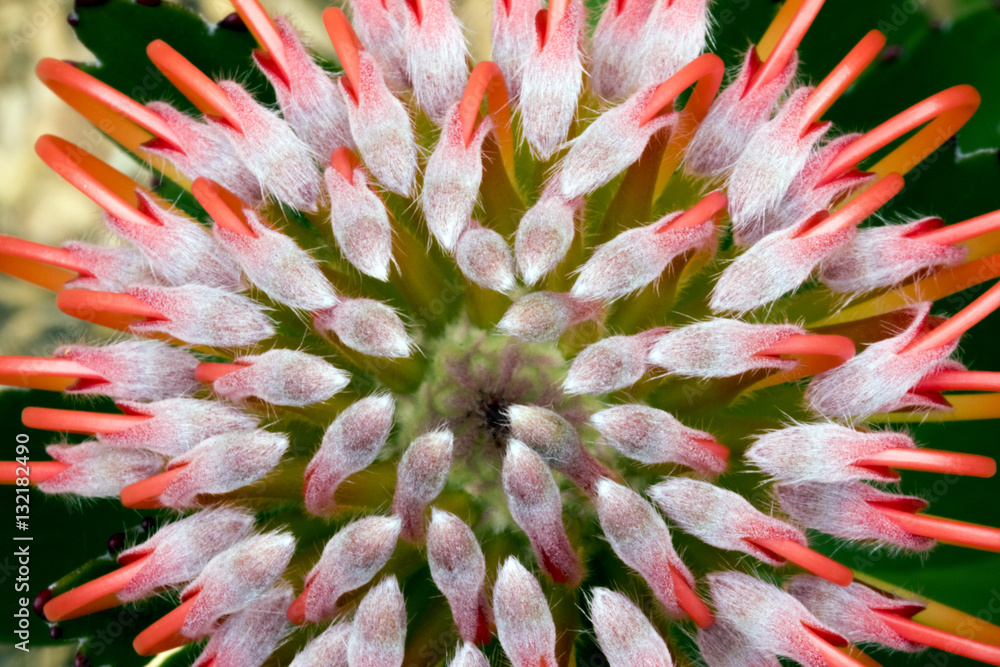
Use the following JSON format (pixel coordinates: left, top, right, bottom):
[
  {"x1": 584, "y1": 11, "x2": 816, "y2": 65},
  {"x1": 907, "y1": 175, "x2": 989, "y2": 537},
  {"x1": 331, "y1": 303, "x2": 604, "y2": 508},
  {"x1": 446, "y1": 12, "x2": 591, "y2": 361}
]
[
  {"x1": 448, "y1": 642, "x2": 490, "y2": 667},
  {"x1": 61, "y1": 241, "x2": 154, "y2": 292},
  {"x1": 490, "y1": 0, "x2": 539, "y2": 98},
  {"x1": 348, "y1": 576, "x2": 407, "y2": 667},
  {"x1": 493, "y1": 557, "x2": 557, "y2": 667},
  {"x1": 403, "y1": 0, "x2": 469, "y2": 123},
  {"x1": 56, "y1": 340, "x2": 200, "y2": 401},
  {"x1": 324, "y1": 163, "x2": 394, "y2": 281},
  {"x1": 589, "y1": 588, "x2": 673, "y2": 667},
  {"x1": 212, "y1": 349, "x2": 350, "y2": 407},
  {"x1": 38, "y1": 440, "x2": 164, "y2": 498},
  {"x1": 498, "y1": 291, "x2": 602, "y2": 342},
  {"x1": 393, "y1": 430, "x2": 454, "y2": 541},
  {"x1": 314, "y1": 298, "x2": 413, "y2": 358},
  {"x1": 697, "y1": 618, "x2": 782, "y2": 667},
  {"x1": 427, "y1": 509, "x2": 492, "y2": 643},
  {"x1": 348, "y1": 0, "x2": 409, "y2": 90},
  {"x1": 455, "y1": 219, "x2": 517, "y2": 293},
  {"x1": 633, "y1": 0, "x2": 710, "y2": 92},
  {"x1": 514, "y1": 187, "x2": 580, "y2": 285},
  {"x1": 192, "y1": 583, "x2": 293, "y2": 667},
  {"x1": 564, "y1": 329, "x2": 667, "y2": 395},
  {"x1": 289, "y1": 621, "x2": 352, "y2": 667}
]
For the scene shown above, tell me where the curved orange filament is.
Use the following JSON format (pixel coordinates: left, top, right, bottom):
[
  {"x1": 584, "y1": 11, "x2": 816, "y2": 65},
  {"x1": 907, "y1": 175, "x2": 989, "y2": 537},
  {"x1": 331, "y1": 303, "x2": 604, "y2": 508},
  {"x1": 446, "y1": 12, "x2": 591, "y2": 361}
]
[
  {"x1": 917, "y1": 370, "x2": 1000, "y2": 393},
  {"x1": 0, "y1": 461, "x2": 70, "y2": 485},
  {"x1": 330, "y1": 146, "x2": 361, "y2": 184},
  {"x1": 120, "y1": 465, "x2": 187, "y2": 510},
  {"x1": 819, "y1": 85, "x2": 980, "y2": 186},
  {"x1": 146, "y1": 40, "x2": 243, "y2": 132},
  {"x1": 232, "y1": 0, "x2": 291, "y2": 87},
  {"x1": 322, "y1": 8, "x2": 363, "y2": 102},
  {"x1": 133, "y1": 593, "x2": 199, "y2": 656},
  {"x1": 856, "y1": 447, "x2": 995, "y2": 478},
  {"x1": 748, "y1": 537, "x2": 853, "y2": 586},
  {"x1": 801, "y1": 624, "x2": 867, "y2": 667},
  {"x1": 800, "y1": 30, "x2": 885, "y2": 136},
  {"x1": 191, "y1": 177, "x2": 256, "y2": 237},
  {"x1": 905, "y1": 280, "x2": 1000, "y2": 355},
  {"x1": 22, "y1": 407, "x2": 148, "y2": 435},
  {"x1": 914, "y1": 210, "x2": 1000, "y2": 247},
  {"x1": 657, "y1": 191, "x2": 728, "y2": 233},
  {"x1": 874, "y1": 505, "x2": 1000, "y2": 553},
  {"x1": 799, "y1": 173, "x2": 904, "y2": 238},
  {"x1": 0, "y1": 235, "x2": 92, "y2": 291},
  {"x1": 752, "y1": 0, "x2": 825, "y2": 92},
  {"x1": 668, "y1": 565, "x2": 714, "y2": 629},
  {"x1": 43, "y1": 557, "x2": 148, "y2": 622},
  {"x1": 287, "y1": 587, "x2": 309, "y2": 625},
  {"x1": 459, "y1": 61, "x2": 516, "y2": 185},
  {"x1": 196, "y1": 362, "x2": 242, "y2": 384},
  {"x1": 57, "y1": 289, "x2": 166, "y2": 332},
  {"x1": 0, "y1": 356, "x2": 105, "y2": 393},
  {"x1": 874, "y1": 610, "x2": 1000, "y2": 666}
]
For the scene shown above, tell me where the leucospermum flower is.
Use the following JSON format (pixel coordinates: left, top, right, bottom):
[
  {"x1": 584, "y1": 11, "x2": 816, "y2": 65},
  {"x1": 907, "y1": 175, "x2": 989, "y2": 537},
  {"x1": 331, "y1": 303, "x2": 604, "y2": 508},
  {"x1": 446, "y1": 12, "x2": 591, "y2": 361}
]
[{"x1": 3, "y1": 0, "x2": 1000, "y2": 665}]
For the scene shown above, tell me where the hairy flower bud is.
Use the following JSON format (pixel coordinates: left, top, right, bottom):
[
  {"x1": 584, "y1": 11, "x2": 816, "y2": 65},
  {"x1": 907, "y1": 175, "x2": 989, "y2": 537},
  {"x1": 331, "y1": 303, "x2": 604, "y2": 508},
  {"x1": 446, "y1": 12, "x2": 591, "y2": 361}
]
[
  {"x1": 564, "y1": 328, "x2": 667, "y2": 395},
  {"x1": 449, "y1": 643, "x2": 490, "y2": 667},
  {"x1": 159, "y1": 429, "x2": 289, "y2": 508},
  {"x1": 647, "y1": 319, "x2": 805, "y2": 378},
  {"x1": 590, "y1": 587, "x2": 673, "y2": 667},
  {"x1": 594, "y1": 478, "x2": 693, "y2": 617},
  {"x1": 493, "y1": 557, "x2": 558, "y2": 667},
  {"x1": 314, "y1": 298, "x2": 413, "y2": 358},
  {"x1": 591, "y1": 404, "x2": 727, "y2": 475},
  {"x1": 128, "y1": 283, "x2": 276, "y2": 348},
  {"x1": 502, "y1": 440, "x2": 582, "y2": 584},
  {"x1": 55, "y1": 340, "x2": 200, "y2": 401},
  {"x1": 590, "y1": 0, "x2": 654, "y2": 100},
  {"x1": 498, "y1": 291, "x2": 602, "y2": 342},
  {"x1": 38, "y1": 441, "x2": 164, "y2": 498},
  {"x1": 402, "y1": 0, "x2": 468, "y2": 123},
  {"x1": 490, "y1": 0, "x2": 539, "y2": 98},
  {"x1": 210, "y1": 349, "x2": 350, "y2": 407},
  {"x1": 324, "y1": 161, "x2": 394, "y2": 281},
  {"x1": 304, "y1": 394, "x2": 395, "y2": 516},
  {"x1": 100, "y1": 398, "x2": 260, "y2": 457},
  {"x1": 393, "y1": 430, "x2": 454, "y2": 541},
  {"x1": 289, "y1": 621, "x2": 352, "y2": 667},
  {"x1": 60, "y1": 241, "x2": 153, "y2": 292},
  {"x1": 633, "y1": 0, "x2": 709, "y2": 91},
  {"x1": 348, "y1": 0, "x2": 408, "y2": 89},
  {"x1": 514, "y1": 187, "x2": 581, "y2": 285},
  {"x1": 192, "y1": 583, "x2": 293, "y2": 667},
  {"x1": 697, "y1": 619, "x2": 782, "y2": 667},
  {"x1": 427, "y1": 509, "x2": 492, "y2": 643},
  {"x1": 299, "y1": 515, "x2": 401, "y2": 623},
  {"x1": 455, "y1": 219, "x2": 517, "y2": 293},
  {"x1": 348, "y1": 576, "x2": 407, "y2": 667}
]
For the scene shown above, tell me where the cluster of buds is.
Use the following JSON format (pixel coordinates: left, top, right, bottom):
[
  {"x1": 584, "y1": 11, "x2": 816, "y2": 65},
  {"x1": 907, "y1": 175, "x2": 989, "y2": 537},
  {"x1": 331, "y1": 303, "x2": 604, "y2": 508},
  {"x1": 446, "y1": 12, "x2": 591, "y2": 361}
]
[{"x1": 2, "y1": 0, "x2": 1000, "y2": 666}]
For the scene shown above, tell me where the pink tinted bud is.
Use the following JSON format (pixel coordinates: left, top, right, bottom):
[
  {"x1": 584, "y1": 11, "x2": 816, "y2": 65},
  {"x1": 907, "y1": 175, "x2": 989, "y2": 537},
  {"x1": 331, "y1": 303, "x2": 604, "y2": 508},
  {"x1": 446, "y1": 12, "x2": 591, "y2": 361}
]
[
  {"x1": 300, "y1": 515, "x2": 402, "y2": 622},
  {"x1": 100, "y1": 398, "x2": 260, "y2": 457},
  {"x1": 520, "y1": 0, "x2": 585, "y2": 158},
  {"x1": 570, "y1": 209, "x2": 714, "y2": 302},
  {"x1": 423, "y1": 106, "x2": 493, "y2": 252},
  {"x1": 340, "y1": 51, "x2": 418, "y2": 196},
  {"x1": 213, "y1": 80, "x2": 320, "y2": 212},
  {"x1": 181, "y1": 531, "x2": 296, "y2": 638},
  {"x1": 192, "y1": 583, "x2": 293, "y2": 667},
  {"x1": 498, "y1": 291, "x2": 602, "y2": 342},
  {"x1": 710, "y1": 216, "x2": 855, "y2": 313},
  {"x1": 348, "y1": 576, "x2": 407, "y2": 667},
  {"x1": 649, "y1": 478, "x2": 806, "y2": 567},
  {"x1": 591, "y1": 404, "x2": 726, "y2": 476},
  {"x1": 559, "y1": 87, "x2": 676, "y2": 199},
  {"x1": 594, "y1": 479, "x2": 693, "y2": 617},
  {"x1": 290, "y1": 621, "x2": 352, "y2": 667},
  {"x1": 508, "y1": 404, "x2": 612, "y2": 495},
  {"x1": 708, "y1": 571, "x2": 846, "y2": 667},
  {"x1": 589, "y1": 588, "x2": 672, "y2": 667},
  {"x1": 117, "y1": 507, "x2": 255, "y2": 602},
  {"x1": 564, "y1": 328, "x2": 668, "y2": 395},
  {"x1": 746, "y1": 423, "x2": 917, "y2": 484},
  {"x1": 56, "y1": 340, "x2": 200, "y2": 401},
  {"x1": 820, "y1": 217, "x2": 967, "y2": 293},
  {"x1": 805, "y1": 303, "x2": 962, "y2": 418},
  {"x1": 313, "y1": 298, "x2": 413, "y2": 358},
  {"x1": 402, "y1": 0, "x2": 468, "y2": 123},
  {"x1": 490, "y1": 0, "x2": 539, "y2": 98},
  {"x1": 455, "y1": 220, "x2": 517, "y2": 293},
  {"x1": 211, "y1": 349, "x2": 350, "y2": 407},
  {"x1": 647, "y1": 319, "x2": 806, "y2": 378},
  {"x1": 38, "y1": 441, "x2": 163, "y2": 498},
  {"x1": 685, "y1": 50, "x2": 798, "y2": 177},
  {"x1": 493, "y1": 557, "x2": 557, "y2": 667},
  {"x1": 393, "y1": 430, "x2": 454, "y2": 541},
  {"x1": 515, "y1": 187, "x2": 581, "y2": 285},
  {"x1": 633, "y1": 0, "x2": 709, "y2": 89},
  {"x1": 590, "y1": 0, "x2": 655, "y2": 101},
  {"x1": 349, "y1": 0, "x2": 408, "y2": 90},
  {"x1": 128, "y1": 284, "x2": 276, "y2": 348},
  {"x1": 697, "y1": 619, "x2": 782, "y2": 667},
  {"x1": 777, "y1": 482, "x2": 935, "y2": 551},
  {"x1": 449, "y1": 643, "x2": 490, "y2": 667},
  {"x1": 503, "y1": 440, "x2": 582, "y2": 585},
  {"x1": 61, "y1": 242, "x2": 153, "y2": 292},
  {"x1": 786, "y1": 576, "x2": 927, "y2": 652},
  {"x1": 159, "y1": 429, "x2": 290, "y2": 508},
  {"x1": 145, "y1": 101, "x2": 260, "y2": 204},
  {"x1": 304, "y1": 394, "x2": 395, "y2": 516},
  {"x1": 727, "y1": 88, "x2": 830, "y2": 242},
  {"x1": 324, "y1": 162, "x2": 393, "y2": 281},
  {"x1": 214, "y1": 207, "x2": 339, "y2": 312},
  {"x1": 427, "y1": 509, "x2": 492, "y2": 643},
  {"x1": 257, "y1": 17, "x2": 353, "y2": 156},
  {"x1": 102, "y1": 193, "x2": 241, "y2": 291}
]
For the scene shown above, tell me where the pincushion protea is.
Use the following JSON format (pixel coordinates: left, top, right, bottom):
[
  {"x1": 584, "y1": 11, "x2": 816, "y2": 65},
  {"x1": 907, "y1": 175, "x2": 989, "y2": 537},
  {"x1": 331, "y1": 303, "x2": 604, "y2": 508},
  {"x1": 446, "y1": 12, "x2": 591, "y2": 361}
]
[{"x1": 2, "y1": 0, "x2": 1000, "y2": 665}]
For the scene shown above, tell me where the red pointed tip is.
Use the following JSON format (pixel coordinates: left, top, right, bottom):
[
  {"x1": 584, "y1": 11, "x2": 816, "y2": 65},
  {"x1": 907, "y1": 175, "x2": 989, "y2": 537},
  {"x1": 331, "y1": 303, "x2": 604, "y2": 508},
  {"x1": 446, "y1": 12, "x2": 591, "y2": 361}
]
[
  {"x1": 668, "y1": 565, "x2": 715, "y2": 629},
  {"x1": 231, "y1": 0, "x2": 291, "y2": 87},
  {"x1": 287, "y1": 588, "x2": 308, "y2": 625},
  {"x1": 120, "y1": 466, "x2": 186, "y2": 509},
  {"x1": 873, "y1": 505, "x2": 1000, "y2": 553},
  {"x1": 330, "y1": 147, "x2": 360, "y2": 184},
  {"x1": 749, "y1": 537, "x2": 853, "y2": 586},
  {"x1": 133, "y1": 594, "x2": 199, "y2": 656},
  {"x1": 43, "y1": 557, "x2": 146, "y2": 622},
  {"x1": 192, "y1": 177, "x2": 256, "y2": 237},
  {"x1": 856, "y1": 448, "x2": 996, "y2": 479},
  {"x1": 56, "y1": 289, "x2": 165, "y2": 332},
  {"x1": 0, "y1": 461, "x2": 70, "y2": 485},
  {"x1": 757, "y1": 334, "x2": 856, "y2": 366},
  {"x1": 195, "y1": 362, "x2": 242, "y2": 385},
  {"x1": 322, "y1": 8, "x2": 362, "y2": 96},
  {"x1": 21, "y1": 407, "x2": 148, "y2": 435},
  {"x1": 874, "y1": 610, "x2": 1000, "y2": 666},
  {"x1": 0, "y1": 356, "x2": 105, "y2": 392},
  {"x1": 0, "y1": 235, "x2": 91, "y2": 291},
  {"x1": 145, "y1": 40, "x2": 243, "y2": 133}
]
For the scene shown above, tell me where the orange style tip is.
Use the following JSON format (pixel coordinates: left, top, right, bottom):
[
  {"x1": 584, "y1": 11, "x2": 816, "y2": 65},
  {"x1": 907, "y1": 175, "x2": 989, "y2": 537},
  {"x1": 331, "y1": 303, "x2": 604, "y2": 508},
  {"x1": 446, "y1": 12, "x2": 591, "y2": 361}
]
[
  {"x1": 749, "y1": 537, "x2": 854, "y2": 587},
  {"x1": 459, "y1": 61, "x2": 506, "y2": 145},
  {"x1": 668, "y1": 566, "x2": 715, "y2": 629},
  {"x1": 231, "y1": 0, "x2": 291, "y2": 85},
  {"x1": 42, "y1": 557, "x2": 147, "y2": 622},
  {"x1": 643, "y1": 53, "x2": 725, "y2": 126},
  {"x1": 695, "y1": 438, "x2": 730, "y2": 461},
  {"x1": 21, "y1": 406, "x2": 148, "y2": 435},
  {"x1": 0, "y1": 460, "x2": 70, "y2": 485},
  {"x1": 801, "y1": 625, "x2": 869, "y2": 667},
  {"x1": 330, "y1": 147, "x2": 360, "y2": 183},
  {"x1": 120, "y1": 466, "x2": 186, "y2": 509},
  {"x1": 56, "y1": 289, "x2": 166, "y2": 331},
  {"x1": 757, "y1": 334, "x2": 856, "y2": 366},
  {"x1": 195, "y1": 362, "x2": 242, "y2": 384},
  {"x1": 145, "y1": 40, "x2": 242, "y2": 133},
  {"x1": 874, "y1": 506, "x2": 1000, "y2": 553},
  {"x1": 874, "y1": 610, "x2": 1000, "y2": 666},
  {"x1": 133, "y1": 594, "x2": 199, "y2": 657},
  {"x1": 659, "y1": 191, "x2": 728, "y2": 233},
  {"x1": 322, "y1": 8, "x2": 362, "y2": 95},
  {"x1": 856, "y1": 448, "x2": 996, "y2": 479},
  {"x1": 0, "y1": 235, "x2": 92, "y2": 284},
  {"x1": 286, "y1": 589, "x2": 308, "y2": 625},
  {"x1": 191, "y1": 178, "x2": 256, "y2": 237}
]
